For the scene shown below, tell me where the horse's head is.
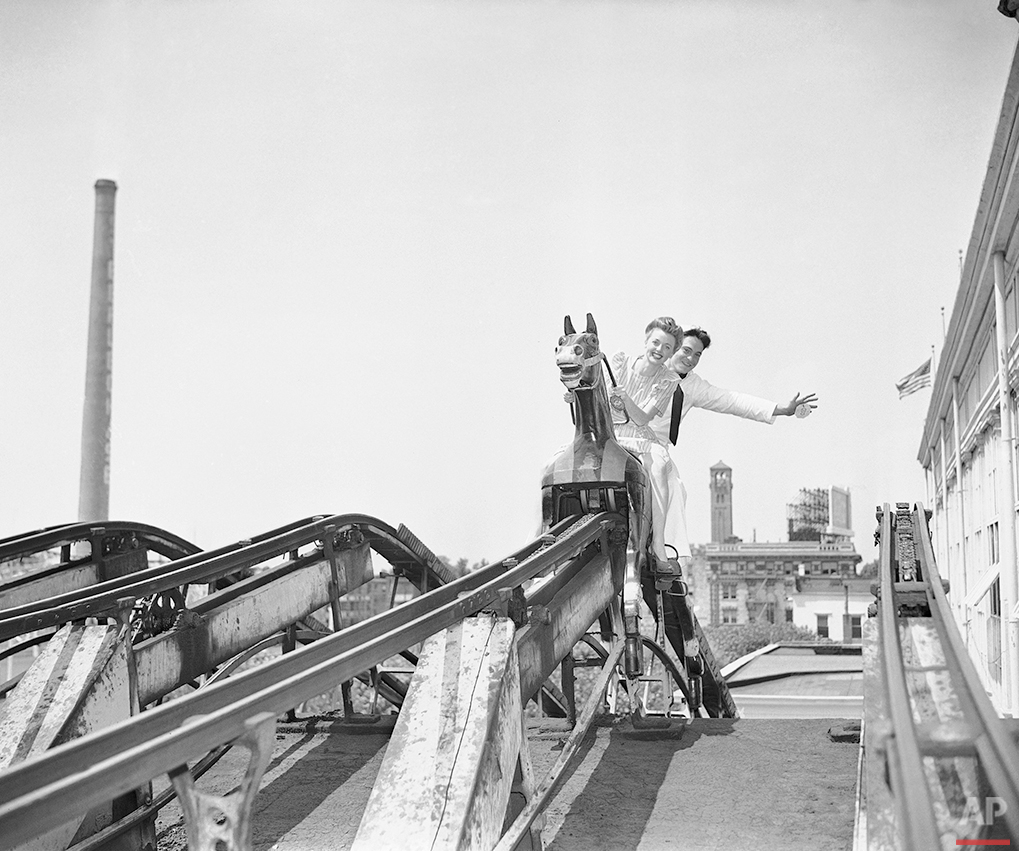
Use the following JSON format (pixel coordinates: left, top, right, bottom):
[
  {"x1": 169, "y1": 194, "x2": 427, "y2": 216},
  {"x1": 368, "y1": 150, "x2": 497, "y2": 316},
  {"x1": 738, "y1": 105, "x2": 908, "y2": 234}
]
[{"x1": 556, "y1": 313, "x2": 603, "y2": 392}]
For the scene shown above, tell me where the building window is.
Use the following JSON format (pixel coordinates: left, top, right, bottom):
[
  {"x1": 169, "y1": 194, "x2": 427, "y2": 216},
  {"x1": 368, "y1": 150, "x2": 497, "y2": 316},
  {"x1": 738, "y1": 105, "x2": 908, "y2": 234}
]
[
  {"x1": 990, "y1": 578, "x2": 1002, "y2": 684},
  {"x1": 722, "y1": 607, "x2": 737, "y2": 625},
  {"x1": 850, "y1": 615, "x2": 862, "y2": 640},
  {"x1": 785, "y1": 608, "x2": 794, "y2": 623},
  {"x1": 721, "y1": 582, "x2": 737, "y2": 600},
  {"x1": 765, "y1": 602, "x2": 776, "y2": 624},
  {"x1": 989, "y1": 522, "x2": 1000, "y2": 565},
  {"x1": 817, "y1": 614, "x2": 829, "y2": 639}
]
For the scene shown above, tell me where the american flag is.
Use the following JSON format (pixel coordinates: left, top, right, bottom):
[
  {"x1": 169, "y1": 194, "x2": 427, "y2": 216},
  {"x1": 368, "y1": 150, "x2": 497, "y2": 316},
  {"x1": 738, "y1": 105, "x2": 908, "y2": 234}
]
[{"x1": 895, "y1": 358, "x2": 932, "y2": 399}]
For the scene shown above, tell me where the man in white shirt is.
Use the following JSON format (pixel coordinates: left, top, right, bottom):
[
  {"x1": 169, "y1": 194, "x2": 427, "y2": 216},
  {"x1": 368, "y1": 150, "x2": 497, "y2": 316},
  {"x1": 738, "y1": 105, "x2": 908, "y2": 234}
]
[
  {"x1": 650, "y1": 327, "x2": 817, "y2": 448},
  {"x1": 652, "y1": 326, "x2": 817, "y2": 557},
  {"x1": 645, "y1": 327, "x2": 817, "y2": 684}
]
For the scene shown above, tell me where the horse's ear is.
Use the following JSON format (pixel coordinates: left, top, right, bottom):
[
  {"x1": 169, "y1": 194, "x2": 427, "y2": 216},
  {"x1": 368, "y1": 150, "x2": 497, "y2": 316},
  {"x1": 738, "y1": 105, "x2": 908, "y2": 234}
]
[
  {"x1": 564, "y1": 315, "x2": 576, "y2": 335},
  {"x1": 586, "y1": 313, "x2": 598, "y2": 335}
]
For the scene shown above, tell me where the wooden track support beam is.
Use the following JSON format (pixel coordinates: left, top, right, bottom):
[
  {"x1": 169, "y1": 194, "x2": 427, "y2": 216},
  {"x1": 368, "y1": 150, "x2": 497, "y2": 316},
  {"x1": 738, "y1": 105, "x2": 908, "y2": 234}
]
[
  {"x1": 135, "y1": 541, "x2": 374, "y2": 704},
  {"x1": 0, "y1": 621, "x2": 147, "y2": 851},
  {"x1": 352, "y1": 615, "x2": 528, "y2": 851}
]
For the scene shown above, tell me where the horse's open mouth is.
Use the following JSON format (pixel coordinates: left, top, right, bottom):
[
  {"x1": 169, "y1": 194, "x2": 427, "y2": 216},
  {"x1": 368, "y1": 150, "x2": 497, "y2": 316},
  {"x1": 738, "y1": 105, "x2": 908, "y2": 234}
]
[{"x1": 559, "y1": 364, "x2": 582, "y2": 386}]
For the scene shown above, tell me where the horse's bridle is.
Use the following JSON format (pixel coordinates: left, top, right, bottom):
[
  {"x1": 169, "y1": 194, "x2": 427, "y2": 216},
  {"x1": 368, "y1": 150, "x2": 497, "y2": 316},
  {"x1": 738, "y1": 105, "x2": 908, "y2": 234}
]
[
  {"x1": 602, "y1": 354, "x2": 630, "y2": 425},
  {"x1": 562, "y1": 350, "x2": 630, "y2": 425}
]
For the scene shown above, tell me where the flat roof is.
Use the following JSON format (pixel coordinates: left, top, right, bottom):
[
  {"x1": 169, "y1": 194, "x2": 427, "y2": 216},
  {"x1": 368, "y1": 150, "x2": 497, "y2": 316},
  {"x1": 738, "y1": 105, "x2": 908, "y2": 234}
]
[{"x1": 723, "y1": 644, "x2": 864, "y2": 718}]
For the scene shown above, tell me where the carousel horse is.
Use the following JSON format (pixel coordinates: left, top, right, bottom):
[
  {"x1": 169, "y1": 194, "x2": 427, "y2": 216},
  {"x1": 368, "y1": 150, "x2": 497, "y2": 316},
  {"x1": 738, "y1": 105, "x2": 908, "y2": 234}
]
[
  {"x1": 540, "y1": 313, "x2": 704, "y2": 701},
  {"x1": 539, "y1": 313, "x2": 653, "y2": 677}
]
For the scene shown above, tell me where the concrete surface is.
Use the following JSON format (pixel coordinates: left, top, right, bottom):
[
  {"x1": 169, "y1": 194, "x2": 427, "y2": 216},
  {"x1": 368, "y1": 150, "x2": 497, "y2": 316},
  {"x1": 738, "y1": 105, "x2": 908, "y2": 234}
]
[{"x1": 155, "y1": 715, "x2": 859, "y2": 851}]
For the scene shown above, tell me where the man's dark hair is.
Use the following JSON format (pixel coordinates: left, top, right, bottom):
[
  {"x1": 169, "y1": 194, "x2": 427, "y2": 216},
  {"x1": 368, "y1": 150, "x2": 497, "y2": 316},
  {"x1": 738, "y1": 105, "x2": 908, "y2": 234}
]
[{"x1": 683, "y1": 326, "x2": 711, "y2": 350}]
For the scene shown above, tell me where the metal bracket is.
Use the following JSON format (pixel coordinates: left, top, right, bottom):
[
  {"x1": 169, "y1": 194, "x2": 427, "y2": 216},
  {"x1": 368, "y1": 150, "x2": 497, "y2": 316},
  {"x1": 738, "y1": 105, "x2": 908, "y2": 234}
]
[
  {"x1": 169, "y1": 712, "x2": 276, "y2": 851},
  {"x1": 507, "y1": 587, "x2": 528, "y2": 627},
  {"x1": 336, "y1": 525, "x2": 366, "y2": 549},
  {"x1": 479, "y1": 587, "x2": 513, "y2": 619},
  {"x1": 320, "y1": 525, "x2": 347, "y2": 635},
  {"x1": 89, "y1": 526, "x2": 107, "y2": 581}
]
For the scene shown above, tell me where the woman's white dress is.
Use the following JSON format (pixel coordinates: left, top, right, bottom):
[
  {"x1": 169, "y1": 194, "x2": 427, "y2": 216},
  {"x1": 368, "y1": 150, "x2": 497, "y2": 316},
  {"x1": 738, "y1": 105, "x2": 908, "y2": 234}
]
[{"x1": 610, "y1": 352, "x2": 689, "y2": 562}]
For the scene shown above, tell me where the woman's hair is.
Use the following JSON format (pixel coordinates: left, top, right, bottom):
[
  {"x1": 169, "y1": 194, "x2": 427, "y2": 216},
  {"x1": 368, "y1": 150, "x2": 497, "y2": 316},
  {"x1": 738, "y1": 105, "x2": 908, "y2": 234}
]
[
  {"x1": 682, "y1": 326, "x2": 712, "y2": 350},
  {"x1": 644, "y1": 316, "x2": 683, "y2": 346}
]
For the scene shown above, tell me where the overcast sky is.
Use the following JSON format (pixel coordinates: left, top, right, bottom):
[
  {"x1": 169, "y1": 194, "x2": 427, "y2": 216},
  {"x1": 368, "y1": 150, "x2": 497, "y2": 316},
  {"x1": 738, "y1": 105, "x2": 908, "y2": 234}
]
[{"x1": 2, "y1": 1, "x2": 1016, "y2": 566}]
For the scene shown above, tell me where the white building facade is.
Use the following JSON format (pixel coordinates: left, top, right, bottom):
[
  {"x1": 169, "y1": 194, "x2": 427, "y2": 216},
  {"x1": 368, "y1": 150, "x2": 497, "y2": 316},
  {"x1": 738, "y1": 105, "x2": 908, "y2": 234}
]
[{"x1": 920, "y1": 44, "x2": 1019, "y2": 716}]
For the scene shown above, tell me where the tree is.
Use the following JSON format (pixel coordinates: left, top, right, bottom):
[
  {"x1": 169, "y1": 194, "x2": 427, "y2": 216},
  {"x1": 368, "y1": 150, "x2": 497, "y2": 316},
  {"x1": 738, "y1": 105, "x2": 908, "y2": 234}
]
[
  {"x1": 857, "y1": 559, "x2": 878, "y2": 578},
  {"x1": 439, "y1": 556, "x2": 489, "y2": 578}
]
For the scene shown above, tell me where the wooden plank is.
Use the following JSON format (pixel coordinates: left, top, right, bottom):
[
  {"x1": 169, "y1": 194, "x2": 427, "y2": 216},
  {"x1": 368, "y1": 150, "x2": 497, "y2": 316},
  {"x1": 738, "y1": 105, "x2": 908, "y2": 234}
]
[
  {"x1": 516, "y1": 553, "x2": 617, "y2": 703},
  {"x1": 860, "y1": 616, "x2": 899, "y2": 851},
  {"x1": 0, "y1": 622, "x2": 132, "y2": 851},
  {"x1": 0, "y1": 565, "x2": 99, "y2": 611},
  {"x1": 352, "y1": 616, "x2": 522, "y2": 851},
  {"x1": 901, "y1": 619, "x2": 983, "y2": 844},
  {"x1": 135, "y1": 542, "x2": 373, "y2": 704}
]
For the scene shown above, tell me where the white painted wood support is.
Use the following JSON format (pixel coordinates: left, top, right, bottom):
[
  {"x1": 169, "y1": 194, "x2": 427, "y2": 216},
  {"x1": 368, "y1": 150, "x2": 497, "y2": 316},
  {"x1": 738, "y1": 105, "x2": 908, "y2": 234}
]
[
  {"x1": 0, "y1": 622, "x2": 132, "y2": 851},
  {"x1": 352, "y1": 615, "x2": 523, "y2": 851},
  {"x1": 168, "y1": 712, "x2": 276, "y2": 851},
  {"x1": 135, "y1": 540, "x2": 374, "y2": 705},
  {"x1": 505, "y1": 709, "x2": 544, "y2": 851}
]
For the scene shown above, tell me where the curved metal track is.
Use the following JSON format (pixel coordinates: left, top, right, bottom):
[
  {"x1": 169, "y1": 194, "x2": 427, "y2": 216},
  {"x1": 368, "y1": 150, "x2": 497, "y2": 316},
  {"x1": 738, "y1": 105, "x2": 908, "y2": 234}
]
[
  {"x1": 0, "y1": 520, "x2": 200, "y2": 566},
  {"x1": 0, "y1": 511, "x2": 625, "y2": 848},
  {"x1": 871, "y1": 502, "x2": 1019, "y2": 847},
  {"x1": 0, "y1": 513, "x2": 458, "y2": 642}
]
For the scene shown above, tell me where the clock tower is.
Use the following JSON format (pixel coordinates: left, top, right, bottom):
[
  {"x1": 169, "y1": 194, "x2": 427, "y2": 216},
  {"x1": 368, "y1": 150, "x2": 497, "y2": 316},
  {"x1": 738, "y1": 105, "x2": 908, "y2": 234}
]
[{"x1": 710, "y1": 461, "x2": 733, "y2": 543}]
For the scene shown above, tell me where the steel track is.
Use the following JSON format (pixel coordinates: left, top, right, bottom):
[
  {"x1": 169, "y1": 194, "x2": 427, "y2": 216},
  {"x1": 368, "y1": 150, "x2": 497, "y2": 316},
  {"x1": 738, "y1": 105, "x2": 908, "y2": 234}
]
[
  {"x1": 0, "y1": 511, "x2": 623, "y2": 848},
  {"x1": 874, "y1": 502, "x2": 1019, "y2": 847}
]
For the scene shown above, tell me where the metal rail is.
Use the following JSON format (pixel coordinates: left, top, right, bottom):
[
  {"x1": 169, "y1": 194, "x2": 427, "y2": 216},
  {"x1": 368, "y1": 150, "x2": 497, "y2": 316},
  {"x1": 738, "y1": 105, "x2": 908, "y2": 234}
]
[
  {"x1": 0, "y1": 513, "x2": 455, "y2": 641},
  {"x1": 875, "y1": 503, "x2": 941, "y2": 849},
  {"x1": 0, "y1": 520, "x2": 200, "y2": 566},
  {"x1": 914, "y1": 504, "x2": 1019, "y2": 841},
  {"x1": 0, "y1": 511, "x2": 624, "y2": 849},
  {"x1": 874, "y1": 502, "x2": 1019, "y2": 847}
]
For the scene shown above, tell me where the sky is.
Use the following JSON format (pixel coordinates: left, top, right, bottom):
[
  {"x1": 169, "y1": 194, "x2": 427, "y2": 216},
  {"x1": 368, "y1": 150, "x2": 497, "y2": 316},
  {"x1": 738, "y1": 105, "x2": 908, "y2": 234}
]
[{"x1": 1, "y1": 1, "x2": 1017, "y2": 567}]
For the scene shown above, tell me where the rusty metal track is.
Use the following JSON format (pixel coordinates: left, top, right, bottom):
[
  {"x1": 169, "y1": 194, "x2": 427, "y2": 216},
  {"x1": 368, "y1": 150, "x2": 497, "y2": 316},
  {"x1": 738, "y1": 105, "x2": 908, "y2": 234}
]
[
  {"x1": 0, "y1": 511, "x2": 623, "y2": 848},
  {"x1": 873, "y1": 502, "x2": 1019, "y2": 847},
  {"x1": 0, "y1": 513, "x2": 468, "y2": 642},
  {"x1": 0, "y1": 520, "x2": 201, "y2": 566}
]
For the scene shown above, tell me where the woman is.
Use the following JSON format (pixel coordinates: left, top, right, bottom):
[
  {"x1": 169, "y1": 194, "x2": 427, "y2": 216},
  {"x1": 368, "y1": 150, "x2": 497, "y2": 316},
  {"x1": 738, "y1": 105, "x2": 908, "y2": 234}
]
[{"x1": 609, "y1": 316, "x2": 687, "y2": 570}]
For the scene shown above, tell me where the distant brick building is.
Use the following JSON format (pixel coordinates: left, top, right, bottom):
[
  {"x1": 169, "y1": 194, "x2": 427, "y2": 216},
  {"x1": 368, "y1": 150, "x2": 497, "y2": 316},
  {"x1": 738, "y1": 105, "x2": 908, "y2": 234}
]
[{"x1": 692, "y1": 462, "x2": 865, "y2": 640}]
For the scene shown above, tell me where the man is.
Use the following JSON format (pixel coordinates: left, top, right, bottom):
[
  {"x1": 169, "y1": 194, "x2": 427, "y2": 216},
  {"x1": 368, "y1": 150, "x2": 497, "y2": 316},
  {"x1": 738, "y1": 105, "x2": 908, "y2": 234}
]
[
  {"x1": 650, "y1": 326, "x2": 817, "y2": 564},
  {"x1": 651, "y1": 327, "x2": 818, "y2": 449},
  {"x1": 645, "y1": 327, "x2": 817, "y2": 680}
]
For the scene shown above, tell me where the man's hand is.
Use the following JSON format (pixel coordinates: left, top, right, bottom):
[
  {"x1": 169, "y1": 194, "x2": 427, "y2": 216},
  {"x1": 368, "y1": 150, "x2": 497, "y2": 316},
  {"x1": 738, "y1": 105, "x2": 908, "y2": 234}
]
[{"x1": 776, "y1": 392, "x2": 818, "y2": 418}]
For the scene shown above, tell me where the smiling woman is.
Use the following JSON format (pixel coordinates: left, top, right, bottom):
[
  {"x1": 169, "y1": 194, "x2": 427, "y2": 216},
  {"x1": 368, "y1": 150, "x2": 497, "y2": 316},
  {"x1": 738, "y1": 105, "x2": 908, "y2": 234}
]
[{"x1": 609, "y1": 316, "x2": 684, "y2": 566}]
